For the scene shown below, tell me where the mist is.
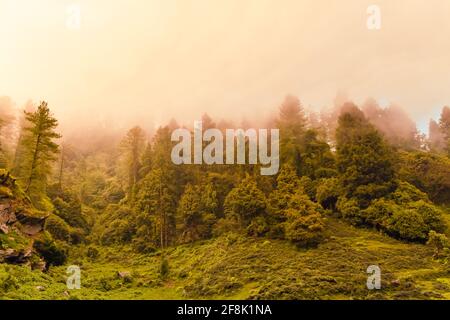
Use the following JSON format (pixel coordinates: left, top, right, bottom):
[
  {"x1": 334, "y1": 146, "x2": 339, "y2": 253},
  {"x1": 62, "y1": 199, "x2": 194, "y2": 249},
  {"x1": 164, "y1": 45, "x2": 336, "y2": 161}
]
[{"x1": 2, "y1": 0, "x2": 450, "y2": 135}]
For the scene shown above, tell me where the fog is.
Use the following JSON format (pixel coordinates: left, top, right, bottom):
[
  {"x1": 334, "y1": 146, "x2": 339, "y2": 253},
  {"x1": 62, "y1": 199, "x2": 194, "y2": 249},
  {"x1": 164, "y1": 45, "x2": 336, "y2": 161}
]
[{"x1": 1, "y1": 0, "x2": 450, "y2": 135}]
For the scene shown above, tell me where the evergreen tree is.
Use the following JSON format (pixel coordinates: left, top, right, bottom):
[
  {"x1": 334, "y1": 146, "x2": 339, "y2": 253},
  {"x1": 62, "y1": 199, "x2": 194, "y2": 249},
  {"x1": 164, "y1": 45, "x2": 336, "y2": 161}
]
[
  {"x1": 336, "y1": 103, "x2": 396, "y2": 208},
  {"x1": 135, "y1": 168, "x2": 176, "y2": 249},
  {"x1": 139, "y1": 143, "x2": 152, "y2": 178},
  {"x1": 277, "y1": 95, "x2": 307, "y2": 172},
  {"x1": 0, "y1": 97, "x2": 15, "y2": 169},
  {"x1": 429, "y1": 119, "x2": 445, "y2": 152},
  {"x1": 224, "y1": 174, "x2": 266, "y2": 228},
  {"x1": 267, "y1": 164, "x2": 325, "y2": 244},
  {"x1": 298, "y1": 129, "x2": 336, "y2": 179},
  {"x1": 177, "y1": 184, "x2": 203, "y2": 243},
  {"x1": 16, "y1": 101, "x2": 61, "y2": 208},
  {"x1": 439, "y1": 106, "x2": 450, "y2": 156},
  {"x1": 120, "y1": 126, "x2": 146, "y2": 201}
]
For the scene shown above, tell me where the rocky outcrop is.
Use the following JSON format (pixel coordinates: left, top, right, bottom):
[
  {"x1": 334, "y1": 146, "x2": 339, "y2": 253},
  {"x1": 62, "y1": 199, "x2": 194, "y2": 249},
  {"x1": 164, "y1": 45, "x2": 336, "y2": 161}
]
[{"x1": 0, "y1": 170, "x2": 48, "y2": 266}]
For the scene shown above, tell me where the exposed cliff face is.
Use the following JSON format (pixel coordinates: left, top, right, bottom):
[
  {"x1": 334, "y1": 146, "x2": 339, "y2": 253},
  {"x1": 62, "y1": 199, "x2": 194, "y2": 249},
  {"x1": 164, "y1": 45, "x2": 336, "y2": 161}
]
[{"x1": 0, "y1": 170, "x2": 48, "y2": 268}]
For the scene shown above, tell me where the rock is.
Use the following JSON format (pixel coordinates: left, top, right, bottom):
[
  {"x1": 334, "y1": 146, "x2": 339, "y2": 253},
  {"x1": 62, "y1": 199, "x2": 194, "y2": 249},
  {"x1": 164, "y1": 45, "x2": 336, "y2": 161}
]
[
  {"x1": 391, "y1": 279, "x2": 401, "y2": 286},
  {"x1": 0, "y1": 171, "x2": 49, "y2": 267},
  {"x1": 35, "y1": 286, "x2": 45, "y2": 291},
  {"x1": 0, "y1": 248, "x2": 32, "y2": 264},
  {"x1": 117, "y1": 271, "x2": 131, "y2": 279},
  {"x1": 0, "y1": 223, "x2": 8, "y2": 234}
]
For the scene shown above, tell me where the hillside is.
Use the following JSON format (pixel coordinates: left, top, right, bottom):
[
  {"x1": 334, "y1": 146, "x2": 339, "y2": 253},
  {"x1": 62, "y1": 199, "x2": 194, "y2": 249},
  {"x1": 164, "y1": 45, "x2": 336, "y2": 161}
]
[
  {"x1": 1, "y1": 217, "x2": 449, "y2": 300},
  {"x1": 0, "y1": 170, "x2": 48, "y2": 268}
]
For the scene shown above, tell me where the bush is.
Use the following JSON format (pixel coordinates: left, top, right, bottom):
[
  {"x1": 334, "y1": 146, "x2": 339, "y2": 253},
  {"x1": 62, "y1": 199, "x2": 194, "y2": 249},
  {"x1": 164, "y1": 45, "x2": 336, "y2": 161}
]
[
  {"x1": 407, "y1": 201, "x2": 446, "y2": 234},
  {"x1": 160, "y1": 258, "x2": 170, "y2": 278},
  {"x1": 69, "y1": 228, "x2": 86, "y2": 244},
  {"x1": 86, "y1": 246, "x2": 100, "y2": 260},
  {"x1": 299, "y1": 176, "x2": 316, "y2": 200},
  {"x1": 212, "y1": 217, "x2": 241, "y2": 237},
  {"x1": 336, "y1": 197, "x2": 362, "y2": 225},
  {"x1": 45, "y1": 214, "x2": 71, "y2": 242},
  {"x1": 362, "y1": 198, "x2": 395, "y2": 228},
  {"x1": 390, "y1": 181, "x2": 429, "y2": 204},
  {"x1": 0, "y1": 270, "x2": 19, "y2": 292},
  {"x1": 246, "y1": 216, "x2": 269, "y2": 237},
  {"x1": 283, "y1": 192, "x2": 325, "y2": 247},
  {"x1": 316, "y1": 178, "x2": 340, "y2": 210},
  {"x1": 386, "y1": 209, "x2": 428, "y2": 241},
  {"x1": 427, "y1": 231, "x2": 449, "y2": 258},
  {"x1": 33, "y1": 232, "x2": 67, "y2": 266}
]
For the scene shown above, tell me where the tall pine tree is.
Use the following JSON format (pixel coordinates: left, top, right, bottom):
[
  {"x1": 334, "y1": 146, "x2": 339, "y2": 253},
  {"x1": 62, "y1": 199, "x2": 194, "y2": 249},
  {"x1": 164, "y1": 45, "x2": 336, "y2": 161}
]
[
  {"x1": 17, "y1": 101, "x2": 61, "y2": 208},
  {"x1": 336, "y1": 103, "x2": 395, "y2": 208}
]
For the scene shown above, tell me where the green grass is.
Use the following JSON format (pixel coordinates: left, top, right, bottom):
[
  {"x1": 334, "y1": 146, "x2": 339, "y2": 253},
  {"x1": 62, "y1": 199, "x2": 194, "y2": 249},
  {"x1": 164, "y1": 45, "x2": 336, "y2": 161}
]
[{"x1": 1, "y1": 217, "x2": 449, "y2": 300}]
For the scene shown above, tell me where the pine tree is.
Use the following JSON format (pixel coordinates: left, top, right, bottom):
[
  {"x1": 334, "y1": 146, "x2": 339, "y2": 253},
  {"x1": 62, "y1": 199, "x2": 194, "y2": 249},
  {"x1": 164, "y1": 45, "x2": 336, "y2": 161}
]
[
  {"x1": 0, "y1": 97, "x2": 15, "y2": 169},
  {"x1": 277, "y1": 95, "x2": 307, "y2": 171},
  {"x1": 298, "y1": 129, "x2": 336, "y2": 179},
  {"x1": 439, "y1": 106, "x2": 450, "y2": 156},
  {"x1": 0, "y1": 117, "x2": 8, "y2": 169},
  {"x1": 139, "y1": 143, "x2": 152, "y2": 178},
  {"x1": 267, "y1": 163, "x2": 325, "y2": 244},
  {"x1": 429, "y1": 119, "x2": 445, "y2": 151},
  {"x1": 224, "y1": 174, "x2": 266, "y2": 228},
  {"x1": 135, "y1": 168, "x2": 176, "y2": 249},
  {"x1": 17, "y1": 101, "x2": 61, "y2": 207},
  {"x1": 177, "y1": 184, "x2": 203, "y2": 242},
  {"x1": 336, "y1": 103, "x2": 395, "y2": 208},
  {"x1": 120, "y1": 126, "x2": 146, "y2": 201}
]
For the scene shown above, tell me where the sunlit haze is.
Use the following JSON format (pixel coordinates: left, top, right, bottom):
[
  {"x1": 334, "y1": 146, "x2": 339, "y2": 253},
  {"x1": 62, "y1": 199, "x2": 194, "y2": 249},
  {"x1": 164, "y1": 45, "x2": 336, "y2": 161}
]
[{"x1": 1, "y1": 0, "x2": 450, "y2": 134}]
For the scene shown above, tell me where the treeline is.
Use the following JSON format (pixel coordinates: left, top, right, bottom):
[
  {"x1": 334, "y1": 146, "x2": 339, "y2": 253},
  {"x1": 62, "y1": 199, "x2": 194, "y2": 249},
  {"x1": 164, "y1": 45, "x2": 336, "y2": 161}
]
[{"x1": 1, "y1": 96, "x2": 450, "y2": 259}]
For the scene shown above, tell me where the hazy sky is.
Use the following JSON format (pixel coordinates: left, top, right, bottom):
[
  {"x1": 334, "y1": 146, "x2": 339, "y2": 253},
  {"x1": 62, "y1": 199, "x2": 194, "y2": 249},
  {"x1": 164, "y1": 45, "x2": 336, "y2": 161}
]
[{"x1": 1, "y1": 0, "x2": 450, "y2": 134}]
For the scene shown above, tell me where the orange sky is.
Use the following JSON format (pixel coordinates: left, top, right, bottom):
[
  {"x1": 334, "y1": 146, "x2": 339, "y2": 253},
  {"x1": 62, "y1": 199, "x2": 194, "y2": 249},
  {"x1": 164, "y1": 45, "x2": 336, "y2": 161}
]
[{"x1": 1, "y1": 0, "x2": 450, "y2": 134}]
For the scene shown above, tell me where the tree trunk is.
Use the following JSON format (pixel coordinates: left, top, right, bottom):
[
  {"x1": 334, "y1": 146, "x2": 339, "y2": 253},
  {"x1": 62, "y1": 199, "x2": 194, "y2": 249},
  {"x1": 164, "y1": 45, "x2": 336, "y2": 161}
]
[{"x1": 25, "y1": 134, "x2": 41, "y2": 193}]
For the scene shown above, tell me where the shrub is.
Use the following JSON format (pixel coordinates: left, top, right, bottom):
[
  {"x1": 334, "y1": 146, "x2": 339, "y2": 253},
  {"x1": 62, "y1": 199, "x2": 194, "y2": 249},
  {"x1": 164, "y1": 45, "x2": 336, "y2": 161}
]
[
  {"x1": 246, "y1": 216, "x2": 270, "y2": 237},
  {"x1": 362, "y1": 198, "x2": 395, "y2": 228},
  {"x1": 212, "y1": 217, "x2": 241, "y2": 237},
  {"x1": 86, "y1": 246, "x2": 100, "y2": 260},
  {"x1": 299, "y1": 176, "x2": 316, "y2": 200},
  {"x1": 336, "y1": 197, "x2": 362, "y2": 225},
  {"x1": 407, "y1": 201, "x2": 446, "y2": 234},
  {"x1": 390, "y1": 181, "x2": 429, "y2": 204},
  {"x1": 385, "y1": 209, "x2": 428, "y2": 241},
  {"x1": 427, "y1": 231, "x2": 449, "y2": 258},
  {"x1": 0, "y1": 274, "x2": 19, "y2": 292},
  {"x1": 316, "y1": 178, "x2": 340, "y2": 210},
  {"x1": 33, "y1": 232, "x2": 67, "y2": 266},
  {"x1": 45, "y1": 214, "x2": 71, "y2": 242},
  {"x1": 160, "y1": 258, "x2": 170, "y2": 278},
  {"x1": 283, "y1": 192, "x2": 325, "y2": 246}
]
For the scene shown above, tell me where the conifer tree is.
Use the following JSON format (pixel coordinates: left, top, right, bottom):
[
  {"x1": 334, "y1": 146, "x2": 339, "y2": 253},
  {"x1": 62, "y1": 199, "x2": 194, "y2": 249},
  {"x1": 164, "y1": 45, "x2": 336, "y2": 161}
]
[
  {"x1": 224, "y1": 174, "x2": 266, "y2": 228},
  {"x1": 439, "y1": 106, "x2": 450, "y2": 156},
  {"x1": 267, "y1": 164, "x2": 325, "y2": 244},
  {"x1": 17, "y1": 101, "x2": 61, "y2": 207},
  {"x1": 0, "y1": 97, "x2": 15, "y2": 169},
  {"x1": 177, "y1": 184, "x2": 203, "y2": 242},
  {"x1": 177, "y1": 182, "x2": 218, "y2": 242},
  {"x1": 135, "y1": 168, "x2": 176, "y2": 249},
  {"x1": 120, "y1": 126, "x2": 146, "y2": 201},
  {"x1": 277, "y1": 95, "x2": 307, "y2": 172},
  {"x1": 336, "y1": 103, "x2": 395, "y2": 208}
]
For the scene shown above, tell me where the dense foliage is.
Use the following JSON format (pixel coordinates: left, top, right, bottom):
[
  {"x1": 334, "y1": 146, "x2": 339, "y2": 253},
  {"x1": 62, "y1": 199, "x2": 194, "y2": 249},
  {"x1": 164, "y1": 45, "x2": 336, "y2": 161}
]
[{"x1": 1, "y1": 97, "x2": 449, "y2": 277}]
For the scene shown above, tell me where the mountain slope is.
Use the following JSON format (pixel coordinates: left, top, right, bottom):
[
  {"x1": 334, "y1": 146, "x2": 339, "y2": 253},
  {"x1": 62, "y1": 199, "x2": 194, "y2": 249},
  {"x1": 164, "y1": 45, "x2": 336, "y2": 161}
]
[{"x1": 1, "y1": 216, "x2": 449, "y2": 300}]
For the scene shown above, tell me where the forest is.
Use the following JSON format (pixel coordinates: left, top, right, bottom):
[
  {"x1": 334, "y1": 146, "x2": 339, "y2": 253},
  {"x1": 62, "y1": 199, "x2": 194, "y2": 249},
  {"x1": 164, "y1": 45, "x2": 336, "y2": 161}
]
[{"x1": 1, "y1": 94, "x2": 450, "y2": 300}]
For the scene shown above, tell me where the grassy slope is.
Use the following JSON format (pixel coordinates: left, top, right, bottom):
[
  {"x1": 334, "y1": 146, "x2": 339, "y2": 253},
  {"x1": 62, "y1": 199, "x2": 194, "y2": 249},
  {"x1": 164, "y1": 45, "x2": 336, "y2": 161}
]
[{"x1": 1, "y1": 217, "x2": 449, "y2": 300}]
